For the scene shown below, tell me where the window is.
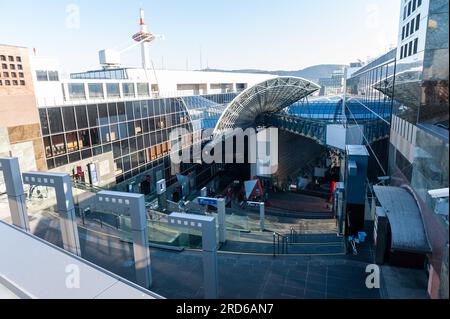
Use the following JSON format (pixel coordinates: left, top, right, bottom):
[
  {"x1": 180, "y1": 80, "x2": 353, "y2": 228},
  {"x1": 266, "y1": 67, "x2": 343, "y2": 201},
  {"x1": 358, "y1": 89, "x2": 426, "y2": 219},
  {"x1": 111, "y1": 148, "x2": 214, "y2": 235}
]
[
  {"x1": 100, "y1": 126, "x2": 111, "y2": 143},
  {"x1": 2, "y1": 64, "x2": 7, "y2": 69},
  {"x1": 88, "y1": 83, "x2": 104, "y2": 99},
  {"x1": 3, "y1": 72, "x2": 9, "y2": 77},
  {"x1": 87, "y1": 104, "x2": 99, "y2": 127},
  {"x1": 137, "y1": 83, "x2": 149, "y2": 96},
  {"x1": 16, "y1": 56, "x2": 21, "y2": 62},
  {"x1": 90, "y1": 128, "x2": 100, "y2": 146},
  {"x1": 48, "y1": 108, "x2": 63, "y2": 133},
  {"x1": 407, "y1": 1, "x2": 411, "y2": 16},
  {"x1": 412, "y1": 0, "x2": 416, "y2": 11},
  {"x1": 43, "y1": 137, "x2": 52, "y2": 158},
  {"x1": 403, "y1": 6, "x2": 407, "y2": 20},
  {"x1": 36, "y1": 70, "x2": 48, "y2": 81},
  {"x1": 68, "y1": 83, "x2": 86, "y2": 100},
  {"x1": 0, "y1": 55, "x2": 5, "y2": 61},
  {"x1": 12, "y1": 80, "x2": 18, "y2": 85},
  {"x1": 11, "y1": 72, "x2": 17, "y2": 78},
  {"x1": 400, "y1": 46, "x2": 404, "y2": 59},
  {"x1": 106, "y1": 83, "x2": 120, "y2": 97},
  {"x1": 0, "y1": 80, "x2": 2, "y2": 86},
  {"x1": 122, "y1": 83, "x2": 135, "y2": 97},
  {"x1": 410, "y1": 19, "x2": 415, "y2": 34},
  {"x1": 65, "y1": 132, "x2": 79, "y2": 153},
  {"x1": 62, "y1": 107, "x2": 77, "y2": 131},
  {"x1": 51, "y1": 135, "x2": 66, "y2": 156},
  {"x1": 416, "y1": 14, "x2": 420, "y2": 31},
  {"x1": 408, "y1": 41, "x2": 413, "y2": 56},
  {"x1": 75, "y1": 105, "x2": 89, "y2": 129},
  {"x1": 79, "y1": 130, "x2": 91, "y2": 149},
  {"x1": 402, "y1": 26, "x2": 405, "y2": 40},
  {"x1": 19, "y1": 72, "x2": 24, "y2": 78},
  {"x1": 8, "y1": 56, "x2": 14, "y2": 62},
  {"x1": 48, "y1": 71, "x2": 59, "y2": 81},
  {"x1": 418, "y1": 0, "x2": 422, "y2": 7},
  {"x1": 9, "y1": 64, "x2": 15, "y2": 70},
  {"x1": 17, "y1": 64, "x2": 22, "y2": 70},
  {"x1": 20, "y1": 80, "x2": 25, "y2": 85},
  {"x1": 5, "y1": 80, "x2": 10, "y2": 85},
  {"x1": 413, "y1": 38, "x2": 418, "y2": 54},
  {"x1": 98, "y1": 104, "x2": 109, "y2": 125},
  {"x1": 405, "y1": 22, "x2": 410, "y2": 37}
]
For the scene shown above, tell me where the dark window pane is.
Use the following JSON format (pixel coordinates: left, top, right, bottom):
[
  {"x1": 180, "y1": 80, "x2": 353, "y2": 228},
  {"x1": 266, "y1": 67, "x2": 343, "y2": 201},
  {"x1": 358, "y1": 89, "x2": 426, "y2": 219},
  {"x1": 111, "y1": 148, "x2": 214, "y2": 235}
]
[
  {"x1": 133, "y1": 101, "x2": 141, "y2": 119},
  {"x1": 48, "y1": 108, "x2": 63, "y2": 134},
  {"x1": 68, "y1": 152, "x2": 81, "y2": 163},
  {"x1": 51, "y1": 134, "x2": 66, "y2": 156},
  {"x1": 131, "y1": 153, "x2": 139, "y2": 169},
  {"x1": 100, "y1": 126, "x2": 110, "y2": 143},
  {"x1": 93, "y1": 146, "x2": 103, "y2": 156},
  {"x1": 123, "y1": 155, "x2": 131, "y2": 172},
  {"x1": 117, "y1": 102, "x2": 126, "y2": 122},
  {"x1": 62, "y1": 107, "x2": 77, "y2": 131},
  {"x1": 127, "y1": 121, "x2": 135, "y2": 137},
  {"x1": 129, "y1": 137, "x2": 137, "y2": 153},
  {"x1": 54, "y1": 155, "x2": 68, "y2": 167},
  {"x1": 138, "y1": 151, "x2": 146, "y2": 165},
  {"x1": 108, "y1": 103, "x2": 118, "y2": 124},
  {"x1": 47, "y1": 158, "x2": 55, "y2": 169},
  {"x1": 90, "y1": 128, "x2": 100, "y2": 146},
  {"x1": 142, "y1": 118, "x2": 149, "y2": 133},
  {"x1": 43, "y1": 136, "x2": 52, "y2": 158},
  {"x1": 98, "y1": 104, "x2": 109, "y2": 126},
  {"x1": 149, "y1": 117, "x2": 156, "y2": 131},
  {"x1": 87, "y1": 104, "x2": 99, "y2": 127},
  {"x1": 66, "y1": 132, "x2": 79, "y2": 153},
  {"x1": 39, "y1": 109, "x2": 50, "y2": 135},
  {"x1": 121, "y1": 139, "x2": 130, "y2": 155},
  {"x1": 137, "y1": 135, "x2": 144, "y2": 150},
  {"x1": 141, "y1": 100, "x2": 149, "y2": 118},
  {"x1": 102, "y1": 143, "x2": 112, "y2": 154},
  {"x1": 144, "y1": 133, "x2": 151, "y2": 148},
  {"x1": 81, "y1": 148, "x2": 92, "y2": 159},
  {"x1": 148, "y1": 100, "x2": 155, "y2": 117},
  {"x1": 126, "y1": 101, "x2": 134, "y2": 120},
  {"x1": 113, "y1": 141, "x2": 121, "y2": 158},
  {"x1": 79, "y1": 129, "x2": 91, "y2": 149},
  {"x1": 75, "y1": 105, "x2": 88, "y2": 129},
  {"x1": 119, "y1": 123, "x2": 128, "y2": 139}
]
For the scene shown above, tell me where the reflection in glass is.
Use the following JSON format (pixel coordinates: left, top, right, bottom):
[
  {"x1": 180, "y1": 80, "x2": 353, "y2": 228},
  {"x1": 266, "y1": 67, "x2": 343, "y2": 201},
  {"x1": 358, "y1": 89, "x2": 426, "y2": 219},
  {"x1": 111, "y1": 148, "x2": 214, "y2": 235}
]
[{"x1": 65, "y1": 132, "x2": 79, "y2": 153}]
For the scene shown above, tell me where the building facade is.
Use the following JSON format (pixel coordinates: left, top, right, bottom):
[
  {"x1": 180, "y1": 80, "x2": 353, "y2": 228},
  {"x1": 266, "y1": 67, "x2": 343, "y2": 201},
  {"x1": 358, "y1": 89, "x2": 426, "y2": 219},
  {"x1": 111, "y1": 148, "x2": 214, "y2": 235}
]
[
  {"x1": 390, "y1": 0, "x2": 448, "y2": 299},
  {"x1": 0, "y1": 44, "x2": 46, "y2": 195}
]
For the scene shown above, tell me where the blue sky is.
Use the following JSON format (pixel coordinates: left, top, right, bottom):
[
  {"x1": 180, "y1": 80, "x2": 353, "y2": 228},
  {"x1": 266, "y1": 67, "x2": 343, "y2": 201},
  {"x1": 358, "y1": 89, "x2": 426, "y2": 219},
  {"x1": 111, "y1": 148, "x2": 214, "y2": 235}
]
[{"x1": 0, "y1": 0, "x2": 401, "y2": 73}]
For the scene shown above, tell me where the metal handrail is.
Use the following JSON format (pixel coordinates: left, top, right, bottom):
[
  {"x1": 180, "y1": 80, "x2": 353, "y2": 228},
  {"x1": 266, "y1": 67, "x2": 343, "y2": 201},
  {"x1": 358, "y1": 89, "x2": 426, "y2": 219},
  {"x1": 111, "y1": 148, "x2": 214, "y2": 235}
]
[{"x1": 272, "y1": 231, "x2": 288, "y2": 256}]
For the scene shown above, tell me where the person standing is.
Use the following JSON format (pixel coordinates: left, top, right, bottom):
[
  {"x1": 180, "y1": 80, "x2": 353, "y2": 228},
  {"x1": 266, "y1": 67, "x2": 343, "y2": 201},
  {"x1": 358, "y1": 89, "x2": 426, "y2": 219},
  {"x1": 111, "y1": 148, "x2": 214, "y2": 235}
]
[{"x1": 140, "y1": 175, "x2": 151, "y2": 195}]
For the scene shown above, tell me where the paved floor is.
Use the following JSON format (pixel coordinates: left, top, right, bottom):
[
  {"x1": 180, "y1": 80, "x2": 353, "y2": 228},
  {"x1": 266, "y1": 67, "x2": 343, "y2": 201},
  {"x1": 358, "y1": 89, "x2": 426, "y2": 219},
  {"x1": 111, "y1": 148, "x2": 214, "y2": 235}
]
[{"x1": 30, "y1": 214, "x2": 380, "y2": 299}]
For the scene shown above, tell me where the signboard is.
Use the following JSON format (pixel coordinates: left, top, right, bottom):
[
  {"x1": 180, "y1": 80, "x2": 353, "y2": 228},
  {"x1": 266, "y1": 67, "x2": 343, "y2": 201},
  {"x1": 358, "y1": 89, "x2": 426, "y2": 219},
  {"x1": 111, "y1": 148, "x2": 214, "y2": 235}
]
[
  {"x1": 88, "y1": 163, "x2": 99, "y2": 186},
  {"x1": 246, "y1": 201, "x2": 261, "y2": 208},
  {"x1": 197, "y1": 197, "x2": 218, "y2": 206}
]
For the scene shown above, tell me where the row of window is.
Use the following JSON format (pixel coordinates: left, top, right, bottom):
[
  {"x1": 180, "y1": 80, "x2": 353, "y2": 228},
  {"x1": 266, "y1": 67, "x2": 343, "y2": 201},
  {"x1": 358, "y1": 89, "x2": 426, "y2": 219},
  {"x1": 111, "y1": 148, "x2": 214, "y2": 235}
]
[
  {"x1": 403, "y1": 0, "x2": 422, "y2": 21},
  {"x1": 2, "y1": 63, "x2": 23, "y2": 70},
  {"x1": 67, "y1": 82, "x2": 151, "y2": 100},
  {"x1": 400, "y1": 38, "x2": 419, "y2": 59},
  {"x1": 0, "y1": 79, "x2": 26, "y2": 86},
  {"x1": 0, "y1": 55, "x2": 21, "y2": 62},
  {"x1": 1, "y1": 71, "x2": 24, "y2": 78},
  {"x1": 402, "y1": 14, "x2": 420, "y2": 40},
  {"x1": 36, "y1": 70, "x2": 60, "y2": 81},
  {"x1": 39, "y1": 100, "x2": 190, "y2": 135},
  {"x1": 70, "y1": 69, "x2": 128, "y2": 80},
  {"x1": 43, "y1": 127, "x2": 180, "y2": 159}
]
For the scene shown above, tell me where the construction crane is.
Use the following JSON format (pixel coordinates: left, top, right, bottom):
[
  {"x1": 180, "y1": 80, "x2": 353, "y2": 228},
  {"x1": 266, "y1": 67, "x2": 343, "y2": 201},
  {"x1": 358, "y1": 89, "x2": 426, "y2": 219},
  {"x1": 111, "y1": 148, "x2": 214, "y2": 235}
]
[{"x1": 98, "y1": 8, "x2": 163, "y2": 70}]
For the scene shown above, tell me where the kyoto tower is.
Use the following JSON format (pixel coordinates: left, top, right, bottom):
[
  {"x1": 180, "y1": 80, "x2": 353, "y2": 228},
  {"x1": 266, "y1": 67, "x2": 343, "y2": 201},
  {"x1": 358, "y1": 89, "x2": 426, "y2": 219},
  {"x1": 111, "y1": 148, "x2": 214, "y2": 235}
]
[{"x1": 132, "y1": 8, "x2": 156, "y2": 70}]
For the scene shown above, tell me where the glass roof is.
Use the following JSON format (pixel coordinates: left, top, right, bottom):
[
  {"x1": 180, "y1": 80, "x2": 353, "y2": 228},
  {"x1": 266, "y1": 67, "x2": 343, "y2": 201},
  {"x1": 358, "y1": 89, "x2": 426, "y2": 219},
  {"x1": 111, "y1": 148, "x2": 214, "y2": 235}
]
[{"x1": 214, "y1": 77, "x2": 320, "y2": 133}]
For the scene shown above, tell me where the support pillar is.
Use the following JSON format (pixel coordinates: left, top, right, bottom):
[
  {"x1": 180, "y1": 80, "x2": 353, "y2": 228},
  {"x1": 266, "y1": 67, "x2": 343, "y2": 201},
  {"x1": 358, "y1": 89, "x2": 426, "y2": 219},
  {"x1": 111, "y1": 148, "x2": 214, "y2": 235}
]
[{"x1": 0, "y1": 157, "x2": 30, "y2": 232}]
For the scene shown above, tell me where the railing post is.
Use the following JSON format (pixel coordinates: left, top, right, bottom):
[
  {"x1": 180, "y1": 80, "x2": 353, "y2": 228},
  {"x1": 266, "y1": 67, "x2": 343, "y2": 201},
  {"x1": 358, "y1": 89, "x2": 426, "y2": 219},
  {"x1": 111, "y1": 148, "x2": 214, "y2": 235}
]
[{"x1": 273, "y1": 232, "x2": 276, "y2": 257}]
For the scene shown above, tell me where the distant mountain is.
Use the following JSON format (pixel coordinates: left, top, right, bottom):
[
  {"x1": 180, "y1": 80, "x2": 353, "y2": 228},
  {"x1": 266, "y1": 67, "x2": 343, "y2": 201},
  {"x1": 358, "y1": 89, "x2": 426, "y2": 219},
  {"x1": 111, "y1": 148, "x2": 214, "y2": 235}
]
[{"x1": 203, "y1": 64, "x2": 345, "y2": 83}]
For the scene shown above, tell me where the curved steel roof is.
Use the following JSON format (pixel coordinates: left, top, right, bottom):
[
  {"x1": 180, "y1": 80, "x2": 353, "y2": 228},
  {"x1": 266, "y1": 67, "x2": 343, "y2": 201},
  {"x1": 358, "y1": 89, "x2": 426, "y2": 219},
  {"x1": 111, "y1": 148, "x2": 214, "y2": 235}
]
[{"x1": 213, "y1": 77, "x2": 320, "y2": 133}]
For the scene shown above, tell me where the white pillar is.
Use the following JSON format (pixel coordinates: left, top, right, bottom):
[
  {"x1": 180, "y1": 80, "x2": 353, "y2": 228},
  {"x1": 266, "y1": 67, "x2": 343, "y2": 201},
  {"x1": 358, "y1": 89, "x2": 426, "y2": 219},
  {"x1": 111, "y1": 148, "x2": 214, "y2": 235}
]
[
  {"x1": 0, "y1": 157, "x2": 30, "y2": 232},
  {"x1": 217, "y1": 198, "x2": 226, "y2": 244},
  {"x1": 259, "y1": 202, "x2": 265, "y2": 232}
]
